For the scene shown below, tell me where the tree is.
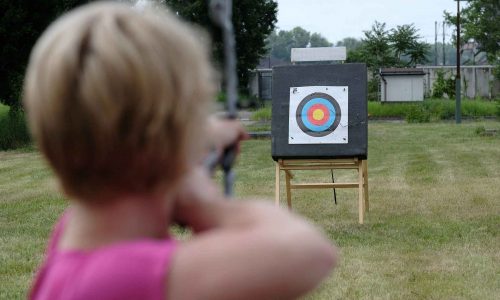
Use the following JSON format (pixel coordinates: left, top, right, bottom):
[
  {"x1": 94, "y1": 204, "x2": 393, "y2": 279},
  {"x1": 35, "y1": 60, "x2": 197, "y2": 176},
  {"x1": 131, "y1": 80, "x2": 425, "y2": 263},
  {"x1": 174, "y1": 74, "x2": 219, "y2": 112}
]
[
  {"x1": 290, "y1": 27, "x2": 310, "y2": 48},
  {"x1": 390, "y1": 24, "x2": 418, "y2": 61},
  {"x1": 361, "y1": 21, "x2": 397, "y2": 71},
  {"x1": 267, "y1": 27, "x2": 309, "y2": 61},
  {"x1": 165, "y1": 0, "x2": 278, "y2": 93},
  {"x1": 0, "y1": 0, "x2": 92, "y2": 109},
  {"x1": 0, "y1": 0, "x2": 276, "y2": 108},
  {"x1": 345, "y1": 21, "x2": 429, "y2": 100},
  {"x1": 347, "y1": 21, "x2": 429, "y2": 71},
  {"x1": 267, "y1": 30, "x2": 292, "y2": 61},
  {"x1": 267, "y1": 26, "x2": 334, "y2": 61},
  {"x1": 444, "y1": 0, "x2": 500, "y2": 78},
  {"x1": 336, "y1": 37, "x2": 363, "y2": 50},
  {"x1": 310, "y1": 33, "x2": 332, "y2": 47},
  {"x1": 0, "y1": 1, "x2": 55, "y2": 108},
  {"x1": 389, "y1": 24, "x2": 429, "y2": 67},
  {"x1": 336, "y1": 37, "x2": 364, "y2": 64},
  {"x1": 406, "y1": 41, "x2": 430, "y2": 67}
]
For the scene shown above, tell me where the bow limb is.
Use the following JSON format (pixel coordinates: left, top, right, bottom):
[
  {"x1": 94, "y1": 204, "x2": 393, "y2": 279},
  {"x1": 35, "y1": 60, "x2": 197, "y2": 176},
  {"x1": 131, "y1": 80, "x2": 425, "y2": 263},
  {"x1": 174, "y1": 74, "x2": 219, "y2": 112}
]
[{"x1": 209, "y1": 0, "x2": 238, "y2": 197}]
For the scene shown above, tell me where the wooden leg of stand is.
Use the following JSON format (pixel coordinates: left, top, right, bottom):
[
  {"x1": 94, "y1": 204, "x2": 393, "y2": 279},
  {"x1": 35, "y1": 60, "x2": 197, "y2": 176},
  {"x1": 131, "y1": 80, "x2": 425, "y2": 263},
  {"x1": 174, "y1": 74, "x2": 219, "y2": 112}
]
[
  {"x1": 358, "y1": 161, "x2": 364, "y2": 224},
  {"x1": 285, "y1": 171, "x2": 292, "y2": 210},
  {"x1": 275, "y1": 162, "x2": 280, "y2": 207},
  {"x1": 363, "y1": 160, "x2": 369, "y2": 212}
]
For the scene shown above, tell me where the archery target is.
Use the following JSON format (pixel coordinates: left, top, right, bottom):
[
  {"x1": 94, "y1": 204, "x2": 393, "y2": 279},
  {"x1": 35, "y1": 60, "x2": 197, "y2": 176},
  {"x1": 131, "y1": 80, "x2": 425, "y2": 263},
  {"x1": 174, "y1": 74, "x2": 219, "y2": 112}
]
[{"x1": 289, "y1": 86, "x2": 348, "y2": 144}]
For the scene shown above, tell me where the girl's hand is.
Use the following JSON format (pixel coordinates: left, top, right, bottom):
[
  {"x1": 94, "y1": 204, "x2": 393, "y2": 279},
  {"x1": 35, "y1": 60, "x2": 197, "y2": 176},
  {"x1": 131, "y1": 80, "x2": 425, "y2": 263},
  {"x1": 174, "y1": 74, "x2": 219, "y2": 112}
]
[
  {"x1": 171, "y1": 167, "x2": 223, "y2": 231},
  {"x1": 207, "y1": 116, "x2": 249, "y2": 155}
]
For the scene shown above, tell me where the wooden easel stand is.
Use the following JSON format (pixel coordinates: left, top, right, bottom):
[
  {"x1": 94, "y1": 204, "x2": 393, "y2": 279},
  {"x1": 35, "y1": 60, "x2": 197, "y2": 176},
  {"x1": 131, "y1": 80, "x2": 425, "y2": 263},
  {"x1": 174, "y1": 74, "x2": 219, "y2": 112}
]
[{"x1": 275, "y1": 158, "x2": 368, "y2": 224}]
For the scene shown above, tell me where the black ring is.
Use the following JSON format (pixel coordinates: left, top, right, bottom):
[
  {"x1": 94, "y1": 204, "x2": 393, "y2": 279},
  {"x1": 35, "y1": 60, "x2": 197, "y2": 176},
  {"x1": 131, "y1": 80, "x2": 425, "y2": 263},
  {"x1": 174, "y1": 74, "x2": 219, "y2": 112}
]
[{"x1": 296, "y1": 92, "x2": 341, "y2": 137}]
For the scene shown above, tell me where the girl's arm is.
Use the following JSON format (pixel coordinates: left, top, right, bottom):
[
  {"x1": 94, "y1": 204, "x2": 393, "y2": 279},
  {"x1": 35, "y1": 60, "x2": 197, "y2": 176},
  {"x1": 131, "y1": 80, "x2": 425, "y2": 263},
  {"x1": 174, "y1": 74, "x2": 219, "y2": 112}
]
[{"x1": 166, "y1": 168, "x2": 337, "y2": 300}]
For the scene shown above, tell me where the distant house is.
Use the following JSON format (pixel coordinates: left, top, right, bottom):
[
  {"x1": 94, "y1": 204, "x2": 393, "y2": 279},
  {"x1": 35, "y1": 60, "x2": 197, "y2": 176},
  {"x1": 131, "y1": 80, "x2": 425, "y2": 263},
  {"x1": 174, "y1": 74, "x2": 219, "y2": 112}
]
[
  {"x1": 379, "y1": 68, "x2": 425, "y2": 102},
  {"x1": 249, "y1": 48, "x2": 346, "y2": 101},
  {"x1": 248, "y1": 56, "x2": 289, "y2": 101}
]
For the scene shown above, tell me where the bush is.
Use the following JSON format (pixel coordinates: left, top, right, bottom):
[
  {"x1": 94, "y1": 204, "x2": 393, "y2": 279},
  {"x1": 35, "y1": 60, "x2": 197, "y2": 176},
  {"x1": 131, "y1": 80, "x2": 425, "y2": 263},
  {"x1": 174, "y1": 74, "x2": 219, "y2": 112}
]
[
  {"x1": 432, "y1": 70, "x2": 455, "y2": 99},
  {"x1": 368, "y1": 102, "x2": 409, "y2": 118},
  {"x1": 251, "y1": 106, "x2": 272, "y2": 122},
  {"x1": 367, "y1": 78, "x2": 379, "y2": 101},
  {"x1": 217, "y1": 92, "x2": 262, "y2": 109},
  {"x1": 421, "y1": 100, "x2": 454, "y2": 120},
  {"x1": 369, "y1": 99, "x2": 496, "y2": 122},
  {"x1": 474, "y1": 125, "x2": 486, "y2": 135},
  {"x1": 238, "y1": 94, "x2": 262, "y2": 109},
  {"x1": 405, "y1": 105, "x2": 430, "y2": 123},
  {"x1": 0, "y1": 108, "x2": 31, "y2": 150},
  {"x1": 495, "y1": 100, "x2": 500, "y2": 120},
  {"x1": 462, "y1": 100, "x2": 496, "y2": 118}
]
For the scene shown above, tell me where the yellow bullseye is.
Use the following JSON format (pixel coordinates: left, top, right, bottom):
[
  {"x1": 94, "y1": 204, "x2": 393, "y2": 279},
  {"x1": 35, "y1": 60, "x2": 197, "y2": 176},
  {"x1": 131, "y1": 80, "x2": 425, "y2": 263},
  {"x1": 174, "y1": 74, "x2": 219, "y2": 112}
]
[{"x1": 312, "y1": 109, "x2": 324, "y2": 121}]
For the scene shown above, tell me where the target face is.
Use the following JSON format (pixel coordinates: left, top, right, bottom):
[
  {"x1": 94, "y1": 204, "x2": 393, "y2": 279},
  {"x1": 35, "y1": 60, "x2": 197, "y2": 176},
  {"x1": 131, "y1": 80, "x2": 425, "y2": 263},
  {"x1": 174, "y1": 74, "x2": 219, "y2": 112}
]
[
  {"x1": 296, "y1": 93, "x2": 341, "y2": 137},
  {"x1": 289, "y1": 86, "x2": 348, "y2": 144}
]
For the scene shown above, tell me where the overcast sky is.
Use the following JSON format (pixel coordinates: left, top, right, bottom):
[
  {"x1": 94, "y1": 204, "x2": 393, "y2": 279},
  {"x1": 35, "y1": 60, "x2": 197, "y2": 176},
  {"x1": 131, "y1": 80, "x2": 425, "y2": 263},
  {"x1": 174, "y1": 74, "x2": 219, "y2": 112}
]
[{"x1": 275, "y1": 0, "x2": 463, "y2": 44}]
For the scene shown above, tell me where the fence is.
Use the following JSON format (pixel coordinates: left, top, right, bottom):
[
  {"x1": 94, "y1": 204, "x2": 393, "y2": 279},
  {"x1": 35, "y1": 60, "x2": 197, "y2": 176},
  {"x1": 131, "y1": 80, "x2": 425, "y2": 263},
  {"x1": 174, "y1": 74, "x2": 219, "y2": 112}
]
[
  {"x1": 250, "y1": 65, "x2": 499, "y2": 101},
  {"x1": 421, "y1": 65, "x2": 499, "y2": 99}
]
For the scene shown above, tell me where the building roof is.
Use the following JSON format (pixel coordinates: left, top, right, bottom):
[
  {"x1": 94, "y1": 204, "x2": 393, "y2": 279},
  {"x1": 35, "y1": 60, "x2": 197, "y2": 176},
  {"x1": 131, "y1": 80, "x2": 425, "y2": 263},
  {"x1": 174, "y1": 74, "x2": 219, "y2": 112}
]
[
  {"x1": 257, "y1": 56, "x2": 290, "y2": 69},
  {"x1": 380, "y1": 68, "x2": 425, "y2": 76}
]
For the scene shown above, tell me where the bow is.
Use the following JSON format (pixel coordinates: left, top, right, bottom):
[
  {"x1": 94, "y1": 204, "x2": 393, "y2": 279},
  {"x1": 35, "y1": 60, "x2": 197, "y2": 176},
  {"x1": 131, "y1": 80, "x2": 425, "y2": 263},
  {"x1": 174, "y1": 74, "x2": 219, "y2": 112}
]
[{"x1": 209, "y1": 0, "x2": 238, "y2": 197}]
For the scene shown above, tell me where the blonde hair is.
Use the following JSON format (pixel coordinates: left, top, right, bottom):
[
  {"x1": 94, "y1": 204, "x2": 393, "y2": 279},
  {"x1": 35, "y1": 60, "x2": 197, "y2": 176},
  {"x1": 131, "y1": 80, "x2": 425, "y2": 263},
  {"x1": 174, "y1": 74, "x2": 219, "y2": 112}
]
[{"x1": 23, "y1": 2, "x2": 215, "y2": 201}]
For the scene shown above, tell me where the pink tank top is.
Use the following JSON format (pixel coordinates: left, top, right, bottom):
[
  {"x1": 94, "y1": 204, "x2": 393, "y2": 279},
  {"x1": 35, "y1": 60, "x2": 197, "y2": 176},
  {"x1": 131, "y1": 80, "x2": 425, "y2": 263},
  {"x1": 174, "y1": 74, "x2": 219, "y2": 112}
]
[{"x1": 30, "y1": 213, "x2": 176, "y2": 300}]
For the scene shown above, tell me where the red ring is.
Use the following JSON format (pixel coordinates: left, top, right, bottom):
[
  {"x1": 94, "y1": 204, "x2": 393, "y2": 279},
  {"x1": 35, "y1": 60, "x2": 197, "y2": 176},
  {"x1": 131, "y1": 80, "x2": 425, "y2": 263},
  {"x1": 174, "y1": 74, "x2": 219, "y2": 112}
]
[{"x1": 307, "y1": 104, "x2": 330, "y2": 126}]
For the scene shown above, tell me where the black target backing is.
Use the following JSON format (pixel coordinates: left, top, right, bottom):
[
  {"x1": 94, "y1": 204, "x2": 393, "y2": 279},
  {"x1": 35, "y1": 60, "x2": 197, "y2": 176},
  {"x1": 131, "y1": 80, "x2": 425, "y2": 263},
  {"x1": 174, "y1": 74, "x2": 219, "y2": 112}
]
[{"x1": 271, "y1": 63, "x2": 367, "y2": 161}]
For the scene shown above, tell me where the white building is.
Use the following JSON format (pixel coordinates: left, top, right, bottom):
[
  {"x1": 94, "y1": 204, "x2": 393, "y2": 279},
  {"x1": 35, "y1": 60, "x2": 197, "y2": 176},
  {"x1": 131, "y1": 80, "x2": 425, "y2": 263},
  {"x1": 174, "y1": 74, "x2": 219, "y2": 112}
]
[{"x1": 379, "y1": 68, "x2": 425, "y2": 102}]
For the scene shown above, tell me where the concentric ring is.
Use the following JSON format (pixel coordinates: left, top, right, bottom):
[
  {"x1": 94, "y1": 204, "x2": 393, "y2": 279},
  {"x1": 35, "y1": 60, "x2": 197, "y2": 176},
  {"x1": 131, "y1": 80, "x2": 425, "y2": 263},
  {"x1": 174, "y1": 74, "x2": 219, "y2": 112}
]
[{"x1": 296, "y1": 92, "x2": 341, "y2": 137}]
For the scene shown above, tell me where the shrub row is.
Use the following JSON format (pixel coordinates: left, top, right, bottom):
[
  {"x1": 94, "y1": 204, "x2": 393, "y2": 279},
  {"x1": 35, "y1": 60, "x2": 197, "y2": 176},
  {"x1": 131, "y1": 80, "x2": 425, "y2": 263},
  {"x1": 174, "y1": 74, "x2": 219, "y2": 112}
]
[
  {"x1": 1, "y1": 98, "x2": 498, "y2": 150},
  {"x1": 251, "y1": 106, "x2": 272, "y2": 122},
  {"x1": 251, "y1": 99, "x2": 498, "y2": 124},
  {"x1": 368, "y1": 99, "x2": 499, "y2": 123},
  {"x1": 0, "y1": 107, "x2": 31, "y2": 150}
]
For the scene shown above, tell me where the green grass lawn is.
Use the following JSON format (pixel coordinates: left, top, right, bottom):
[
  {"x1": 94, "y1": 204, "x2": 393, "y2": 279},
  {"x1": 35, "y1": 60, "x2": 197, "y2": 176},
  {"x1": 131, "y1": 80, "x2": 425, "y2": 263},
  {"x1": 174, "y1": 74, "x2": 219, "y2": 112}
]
[{"x1": 1, "y1": 121, "x2": 499, "y2": 299}]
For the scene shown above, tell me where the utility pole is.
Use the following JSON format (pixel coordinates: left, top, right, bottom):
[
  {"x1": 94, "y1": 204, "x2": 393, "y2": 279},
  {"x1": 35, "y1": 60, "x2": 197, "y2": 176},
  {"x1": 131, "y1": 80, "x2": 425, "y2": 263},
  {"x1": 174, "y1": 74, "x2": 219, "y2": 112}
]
[
  {"x1": 442, "y1": 22, "x2": 446, "y2": 65},
  {"x1": 435, "y1": 21, "x2": 438, "y2": 65},
  {"x1": 455, "y1": 0, "x2": 463, "y2": 124}
]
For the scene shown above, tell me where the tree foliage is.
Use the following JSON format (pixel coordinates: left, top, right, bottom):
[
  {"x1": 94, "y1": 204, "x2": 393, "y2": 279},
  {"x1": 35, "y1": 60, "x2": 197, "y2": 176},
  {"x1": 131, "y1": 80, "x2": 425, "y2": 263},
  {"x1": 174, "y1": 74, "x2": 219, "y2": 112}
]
[
  {"x1": 444, "y1": 0, "x2": 500, "y2": 78},
  {"x1": 390, "y1": 24, "x2": 422, "y2": 63},
  {"x1": 361, "y1": 21, "x2": 397, "y2": 70},
  {"x1": 336, "y1": 37, "x2": 364, "y2": 63},
  {"x1": 347, "y1": 21, "x2": 430, "y2": 73},
  {"x1": 0, "y1": 0, "x2": 276, "y2": 108},
  {"x1": 310, "y1": 32, "x2": 333, "y2": 48},
  {"x1": 267, "y1": 26, "x2": 333, "y2": 61},
  {"x1": 0, "y1": 1, "x2": 55, "y2": 108},
  {"x1": 344, "y1": 21, "x2": 430, "y2": 100},
  {"x1": 0, "y1": 0, "x2": 92, "y2": 108},
  {"x1": 432, "y1": 70, "x2": 455, "y2": 98},
  {"x1": 336, "y1": 37, "x2": 363, "y2": 50},
  {"x1": 165, "y1": 0, "x2": 278, "y2": 93}
]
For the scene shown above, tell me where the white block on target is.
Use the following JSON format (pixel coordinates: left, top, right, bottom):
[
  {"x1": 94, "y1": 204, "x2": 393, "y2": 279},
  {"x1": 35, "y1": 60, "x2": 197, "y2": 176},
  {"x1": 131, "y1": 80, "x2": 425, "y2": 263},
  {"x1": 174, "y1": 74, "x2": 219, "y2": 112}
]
[{"x1": 291, "y1": 47, "x2": 347, "y2": 62}]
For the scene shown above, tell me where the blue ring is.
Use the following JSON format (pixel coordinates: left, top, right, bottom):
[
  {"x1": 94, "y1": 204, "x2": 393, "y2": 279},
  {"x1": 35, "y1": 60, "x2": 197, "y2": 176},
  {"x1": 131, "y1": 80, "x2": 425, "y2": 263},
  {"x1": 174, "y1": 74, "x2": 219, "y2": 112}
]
[
  {"x1": 295, "y1": 92, "x2": 342, "y2": 137},
  {"x1": 301, "y1": 98, "x2": 336, "y2": 132}
]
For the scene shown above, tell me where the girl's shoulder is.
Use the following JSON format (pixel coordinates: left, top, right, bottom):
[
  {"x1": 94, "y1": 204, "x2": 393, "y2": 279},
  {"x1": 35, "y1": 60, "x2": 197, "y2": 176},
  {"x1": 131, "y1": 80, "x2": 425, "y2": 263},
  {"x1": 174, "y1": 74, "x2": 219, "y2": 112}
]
[
  {"x1": 31, "y1": 213, "x2": 177, "y2": 300},
  {"x1": 65, "y1": 239, "x2": 176, "y2": 299}
]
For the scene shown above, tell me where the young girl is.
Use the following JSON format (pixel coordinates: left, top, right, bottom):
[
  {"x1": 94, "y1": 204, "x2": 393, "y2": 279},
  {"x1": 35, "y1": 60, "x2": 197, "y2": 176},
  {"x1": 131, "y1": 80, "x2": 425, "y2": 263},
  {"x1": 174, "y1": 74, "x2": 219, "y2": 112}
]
[{"x1": 24, "y1": 2, "x2": 337, "y2": 299}]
